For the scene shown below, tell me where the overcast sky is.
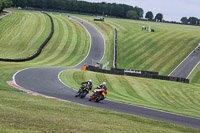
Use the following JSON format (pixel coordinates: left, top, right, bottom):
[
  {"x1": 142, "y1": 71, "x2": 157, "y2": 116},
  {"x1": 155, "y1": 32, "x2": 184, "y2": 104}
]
[{"x1": 83, "y1": 0, "x2": 200, "y2": 22}]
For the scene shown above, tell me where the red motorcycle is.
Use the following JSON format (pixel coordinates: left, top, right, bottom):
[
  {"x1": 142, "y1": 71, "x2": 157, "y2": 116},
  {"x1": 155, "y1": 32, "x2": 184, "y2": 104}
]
[{"x1": 89, "y1": 88, "x2": 107, "y2": 102}]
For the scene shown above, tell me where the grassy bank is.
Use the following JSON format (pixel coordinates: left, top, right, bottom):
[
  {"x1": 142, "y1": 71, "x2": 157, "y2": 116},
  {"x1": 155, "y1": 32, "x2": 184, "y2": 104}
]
[
  {"x1": 0, "y1": 9, "x2": 90, "y2": 91},
  {"x1": 0, "y1": 9, "x2": 51, "y2": 59},
  {"x1": 75, "y1": 15, "x2": 200, "y2": 75},
  {"x1": 0, "y1": 91, "x2": 199, "y2": 132},
  {"x1": 0, "y1": 9, "x2": 200, "y2": 132},
  {"x1": 0, "y1": 9, "x2": 90, "y2": 66},
  {"x1": 60, "y1": 69, "x2": 200, "y2": 118}
]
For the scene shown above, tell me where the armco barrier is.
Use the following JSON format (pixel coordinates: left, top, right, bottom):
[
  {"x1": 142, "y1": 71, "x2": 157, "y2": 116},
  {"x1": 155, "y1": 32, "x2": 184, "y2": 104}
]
[
  {"x1": 113, "y1": 28, "x2": 117, "y2": 68},
  {"x1": 0, "y1": 12, "x2": 54, "y2": 62},
  {"x1": 86, "y1": 66, "x2": 189, "y2": 83}
]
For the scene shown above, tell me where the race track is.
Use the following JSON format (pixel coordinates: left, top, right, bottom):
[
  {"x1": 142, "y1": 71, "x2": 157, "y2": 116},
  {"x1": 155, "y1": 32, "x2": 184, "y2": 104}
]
[
  {"x1": 14, "y1": 16, "x2": 200, "y2": 129},
  {"x1": 169, "y1": 48, "x2": 200, "y2": 78}
]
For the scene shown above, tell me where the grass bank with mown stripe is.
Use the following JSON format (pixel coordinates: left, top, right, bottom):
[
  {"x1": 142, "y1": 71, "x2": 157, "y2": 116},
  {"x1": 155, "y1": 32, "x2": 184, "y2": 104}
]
[
  {"x1": 0, "y1": 9, "x2": 199, "y2": 132},
  {"x1": 189, "y1": 64, "x2": 200, "y2": 85},
  {"x1": 60, "y1": 69, "x2": 200, "y2": 118},
  {"x1": 0, "y1": 91, "x2": 199, "y2": 132},
  {"x1": 0, "y1": 9, "x2": 97, "y2": 132},
  {"x1": 74, "y1": 15, "x2": 200, "y2": 76},
  {"x1": 0, "y1": 9, "x2": 91, "y2": 92},
  {"x1": 0, "y1": 9, "x2": 51, "y2": 59}
]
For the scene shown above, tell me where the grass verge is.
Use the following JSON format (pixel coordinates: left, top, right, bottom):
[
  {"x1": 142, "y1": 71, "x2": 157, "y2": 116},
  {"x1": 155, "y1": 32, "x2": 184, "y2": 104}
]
[
  {"x1": 0, "y1": 9, "x2": 199, "y2": 132},
  {"x1": 60, "y1": 69, "x2": 200, "y2": 119},
  {"x1": 0, "y1": 91, "x2": 199, "y2": 132}
]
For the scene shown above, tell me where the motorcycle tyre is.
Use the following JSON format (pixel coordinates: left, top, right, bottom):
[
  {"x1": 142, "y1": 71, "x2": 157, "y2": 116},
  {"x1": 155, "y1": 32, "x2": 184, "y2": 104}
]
[
  {"x1": 95, "y1": 97, "x2": 100, "y2": 102},
  {"x1": 80, "y1": 91, "x2": 87, "y2": 98}
]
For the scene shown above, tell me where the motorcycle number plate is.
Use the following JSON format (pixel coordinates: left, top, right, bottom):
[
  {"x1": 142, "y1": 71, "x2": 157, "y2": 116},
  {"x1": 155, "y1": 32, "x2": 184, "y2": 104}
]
[{"x1": 102, "y1": 92, "x2": 106, "y2": 96}]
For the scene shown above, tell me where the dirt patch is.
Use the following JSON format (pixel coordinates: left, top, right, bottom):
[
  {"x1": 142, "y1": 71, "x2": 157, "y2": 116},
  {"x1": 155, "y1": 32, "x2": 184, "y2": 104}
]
[{"x1": 0, "y1": 11, "x2": 12, "y2": 19}]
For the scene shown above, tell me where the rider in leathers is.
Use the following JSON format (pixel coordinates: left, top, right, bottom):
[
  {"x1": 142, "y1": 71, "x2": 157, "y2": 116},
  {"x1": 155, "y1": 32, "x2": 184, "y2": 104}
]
[
  {"x1": 77, "y1": 80, "x2": 92, "y2": 95},
  {"x1": 96, "y1": 82, "x2": 107, "y2": 91},
  {"x1": 90, "y1": 82, "x2": 107, "y2": 100}
]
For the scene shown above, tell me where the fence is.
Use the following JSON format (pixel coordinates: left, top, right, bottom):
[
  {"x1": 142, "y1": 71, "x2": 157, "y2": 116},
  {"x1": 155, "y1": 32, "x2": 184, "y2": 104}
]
[
  {"x1": 0, "y1": 12, "x2": 54, "y2": 62},
  {"x1": 86, "y1": 65, "x2": 189, "y2": 84},
  {"x1": 113, "y1": 28, "x2": 117, "y2": 68}
]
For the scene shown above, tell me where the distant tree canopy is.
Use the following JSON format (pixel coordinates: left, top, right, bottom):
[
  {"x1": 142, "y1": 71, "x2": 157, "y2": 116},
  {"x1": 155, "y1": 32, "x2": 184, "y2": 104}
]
[
  {"x1": 180, "y1": 16, "x2": 200, "y2": 25},
  {"x1": 180, "y1": 17, "x2": 188, "y2": 24},
  {"x1": 155, "y1": 13, "x2": 163, "y2": 22},
  {"x1": 0, "y1": 1, "x2": 2, "y2": 12},
  {"x1": 145, "y1": 11, "x2": 153, "y2": 20},
  {"x1": 11, "y1": 0, "x2": 144, "y2": 19},
  {"x1": 0, "y1": 0, "x2": 12, "y2": 12},
  {"x1": 126, "y1": 10, "x2": 138, "y2": 19},
  {"x1": 188, "y1": 17, "x2": 199, "y2": 25}
]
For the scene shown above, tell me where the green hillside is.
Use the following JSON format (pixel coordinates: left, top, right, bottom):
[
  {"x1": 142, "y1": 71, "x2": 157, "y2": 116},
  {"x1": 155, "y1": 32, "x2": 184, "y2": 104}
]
[
  {"x1": 1, "y1": 91, "x2": 199, "y2": 133},
  {"x1": 76, "y1": 15, "x2": 200, "y2": 76},
  {"x1": 0, "y1": 9, "x2": 90, "y2": 90},
  {"x1": 0, "y1": 10, "x2": 51, "y2": 59},
  {"x1": 0, "y1": 9, "x2": 200, "y2": 132}
]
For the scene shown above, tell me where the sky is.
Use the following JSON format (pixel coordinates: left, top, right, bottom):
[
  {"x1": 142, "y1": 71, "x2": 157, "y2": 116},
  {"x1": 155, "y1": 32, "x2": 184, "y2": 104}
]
[{"x1": 83, "y1": 0, "x2": 200, "y2": 22}]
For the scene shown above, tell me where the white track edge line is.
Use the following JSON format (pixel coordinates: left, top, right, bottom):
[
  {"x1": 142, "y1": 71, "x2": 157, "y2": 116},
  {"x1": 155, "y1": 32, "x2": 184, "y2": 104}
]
[
  {"x1": 71, "y1": 16, "x2": 105, "y2": 67},
  {"x1": 12, "y1": 68, "x2": 88, "y2": 106},
  {"x1": 12, "y1": 14, "x2": 106, "y2": 107},
  {"x1": 58, "y1": 71, "x2": 77, "y2": 92},
  {"x1": 69, "y1": 17, "x2": 92, "y2": 67},
  {"x1": 186, "y1": 61, "x2": 200, "y2": 79},
  {"x1": 12, "y1": 14, "x2": 200, "y2": 121},
  {"x1": 58, "y1": 70, "x2": 200, "y2": 121},
  {"x1": 169, "y1": 46, "x2": 198, "y2": 76},
  {"x1": 58, "y1": 71, "x2": 93, "y2": 107}
]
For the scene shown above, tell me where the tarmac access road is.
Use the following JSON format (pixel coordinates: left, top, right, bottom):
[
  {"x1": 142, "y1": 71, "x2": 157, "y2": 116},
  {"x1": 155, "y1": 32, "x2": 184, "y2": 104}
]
[
  {"x1": 169, "y1": 48, "x2": 200, "y2": 78},
  {"x1": 14, "y1": 16, "x2": 200, "y2": 130}
]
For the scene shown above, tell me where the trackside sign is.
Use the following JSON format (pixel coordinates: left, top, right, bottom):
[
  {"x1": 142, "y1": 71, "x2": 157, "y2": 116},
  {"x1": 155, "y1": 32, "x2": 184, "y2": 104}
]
[{"x1": 124, "y1": 69, "x2": 142, "y2": 74}]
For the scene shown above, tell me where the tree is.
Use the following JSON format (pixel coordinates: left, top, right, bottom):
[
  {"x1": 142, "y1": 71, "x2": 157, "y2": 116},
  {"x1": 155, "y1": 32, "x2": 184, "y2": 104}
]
[
  {"x1": 188, "y1": 17, "x2": 198, "y2": 25},
  {"x1": 155, "y1": 13, "x2": 163, "y2": 22},
  {"x1": 180, "y1": 17, "x2": 188, "y2": 24},
  {"x1": 126, "y1": 10, "x2": 138, "y2": 19},
  {"x1": 3, "y1": 0, "x2": 12, "y2": 8},
  {"x1": 0, "y1": 0, "x2": 12, "y2": 12},
  {"x1": 11, "y1": 0, "x2": 144, "y2": 19},
  {"x1": 135, "y1": 6, "x2": 143, "y2": 19},
  {"x1": 0, "y1": 1, "x2": 2, "y2": 12},
  {"x1": 145, "y1": 11, "x2": 153, "y2": 20}
]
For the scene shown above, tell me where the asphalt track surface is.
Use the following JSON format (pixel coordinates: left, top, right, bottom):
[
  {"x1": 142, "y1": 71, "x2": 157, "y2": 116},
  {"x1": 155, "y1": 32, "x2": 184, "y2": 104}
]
[
  {"x1": 14, "y1": 17, "x2": 200, "y2": 129},
  {"x1": 169, "y1": 48, "x2": 200, "y2": 78}
]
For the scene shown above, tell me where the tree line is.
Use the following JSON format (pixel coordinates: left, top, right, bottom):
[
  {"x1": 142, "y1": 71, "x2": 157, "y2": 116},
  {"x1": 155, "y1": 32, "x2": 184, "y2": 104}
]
[
  {"x1": 0, "y1": 0, "x2": 12, "y2": 12},
  {"x1": 12, "y1": 0, "x2": 144, "y2": 19},
  {"x1": 145, "y1": 11, "x2": 163, "y2": 22},
  {"x1": 181, "y1": 17, "x2": 200, "y2": 25}
]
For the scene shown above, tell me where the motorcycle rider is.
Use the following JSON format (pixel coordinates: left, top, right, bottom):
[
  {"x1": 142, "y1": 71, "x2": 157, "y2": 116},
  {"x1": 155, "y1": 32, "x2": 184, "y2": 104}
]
[
  {"x1": 96, "y1": 82, "x2": 107, "y2": 90},
  {"x1": 76, "y1": 80, "x2": 92, "y2": 96},
  {"x1": 90, "y1": 82, "x2": 107, "y2": 101},
  {"x1": 81, "y1": 80, "x2": 93, "y2": 90}
]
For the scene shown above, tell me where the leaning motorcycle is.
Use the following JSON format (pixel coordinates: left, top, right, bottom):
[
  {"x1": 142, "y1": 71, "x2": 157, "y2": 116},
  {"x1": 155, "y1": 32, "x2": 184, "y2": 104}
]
[
  {"x1": 89, "y1": 89, "x2": 107, "y2": 102},
  {"x1": 75, "y1": 83, "x2": 90, "y2": 98}
]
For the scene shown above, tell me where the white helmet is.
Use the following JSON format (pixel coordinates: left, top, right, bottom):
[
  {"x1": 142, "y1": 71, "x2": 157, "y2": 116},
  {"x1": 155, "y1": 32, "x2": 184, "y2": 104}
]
[
  {"x1": 102, "y1": 82, "x2": 106, "y2": 85},
  {"x1": 88, "y1": 80, "x2": 92, "y2": 82}
]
